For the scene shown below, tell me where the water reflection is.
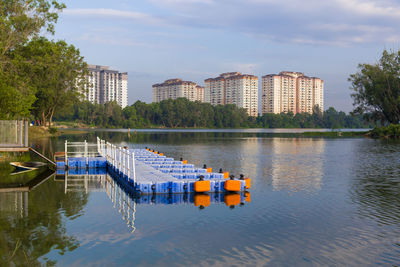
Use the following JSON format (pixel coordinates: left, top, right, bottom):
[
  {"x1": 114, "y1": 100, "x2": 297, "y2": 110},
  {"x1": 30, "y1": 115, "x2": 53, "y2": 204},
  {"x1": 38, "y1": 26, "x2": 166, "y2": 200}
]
[
  {"x1": 0, "y1": 173, "x2": 88, "y2": 266},
  {"x1": 57, "y1": 172, "x2": 137, "y2": 233},
  {"x1": 271, "y1": 138, "x2": 325, "y2": 192},
  {"x1": 352, "y1": 141, "x2": 400, "y2": 226}
]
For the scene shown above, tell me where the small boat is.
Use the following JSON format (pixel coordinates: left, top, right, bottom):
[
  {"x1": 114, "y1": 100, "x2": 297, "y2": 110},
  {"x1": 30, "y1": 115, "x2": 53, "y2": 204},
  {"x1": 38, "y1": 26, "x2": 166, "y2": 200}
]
[{"x1": 9, "y1": 162, "x2": 47, "y2": 175}]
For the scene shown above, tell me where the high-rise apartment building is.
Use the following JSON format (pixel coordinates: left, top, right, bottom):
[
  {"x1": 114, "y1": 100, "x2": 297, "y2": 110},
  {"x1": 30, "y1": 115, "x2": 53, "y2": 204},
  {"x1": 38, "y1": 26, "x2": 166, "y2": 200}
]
[
  {"x1": 262, "y1": 71, "x2": 323, "y2": 114},
  {"x1": 152, "y1": 79, "x2": 205, "y2": 103},
  {"x1": 83, "y1": 65, "x2": 128, "y2": 108},
  {"x1": 204, "y1": 72, "x2": 258, "y2": 116}
]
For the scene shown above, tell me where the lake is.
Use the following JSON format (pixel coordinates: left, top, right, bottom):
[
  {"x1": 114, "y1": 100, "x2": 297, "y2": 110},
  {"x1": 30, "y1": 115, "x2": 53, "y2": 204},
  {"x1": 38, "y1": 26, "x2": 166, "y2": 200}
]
[{"x1": 1, "y1": 129, "x2": 399, "y2": 266}]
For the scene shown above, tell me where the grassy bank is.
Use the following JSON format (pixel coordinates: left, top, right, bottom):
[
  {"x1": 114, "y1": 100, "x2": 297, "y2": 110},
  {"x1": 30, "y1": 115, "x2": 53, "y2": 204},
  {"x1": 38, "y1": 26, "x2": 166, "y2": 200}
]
[
  {"x1": 301, "y1": 131, "x2": 368, "y2": 138},
  {"x1": 29, "y1": 126, "x2": 59, "y2": 139}
]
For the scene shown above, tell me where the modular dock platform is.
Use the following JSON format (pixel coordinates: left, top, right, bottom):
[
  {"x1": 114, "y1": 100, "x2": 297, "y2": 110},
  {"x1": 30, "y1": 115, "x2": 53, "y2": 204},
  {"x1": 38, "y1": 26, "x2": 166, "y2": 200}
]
[{"x1": 55, "y1": 138, "x2": 251, "y2": 196}]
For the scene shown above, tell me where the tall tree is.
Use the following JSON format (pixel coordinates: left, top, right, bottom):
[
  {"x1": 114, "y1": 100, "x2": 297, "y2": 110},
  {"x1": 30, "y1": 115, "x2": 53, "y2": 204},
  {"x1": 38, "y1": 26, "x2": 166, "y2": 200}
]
[
  {"x1": 0, "y1": 0, "x2": 65, "y2": 119},
  {"x1": 349, "y1": 49, "x2": 400, "y2": 124},
  {"x1": 13, "y1": 37, "x2": 87, "y2": 126}
]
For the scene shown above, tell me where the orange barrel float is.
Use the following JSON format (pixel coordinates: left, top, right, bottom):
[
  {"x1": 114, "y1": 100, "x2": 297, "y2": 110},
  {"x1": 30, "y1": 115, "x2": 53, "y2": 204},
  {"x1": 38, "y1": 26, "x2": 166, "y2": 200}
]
[
  {"x1": 224, "y1": 175, "x2": 241, "y2": 192},
  {"x1": 240, "y1": 174, "x2": 251, "y2": 189},
  {"x1": 194, "y1": 176, "x2": 210, "y2": 193}
]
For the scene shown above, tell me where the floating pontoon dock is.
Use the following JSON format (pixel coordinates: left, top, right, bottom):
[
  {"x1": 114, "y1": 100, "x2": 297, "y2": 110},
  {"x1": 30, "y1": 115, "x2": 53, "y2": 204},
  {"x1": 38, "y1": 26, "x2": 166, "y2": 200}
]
[{"x1": 55, "y1": 137, "x2": 251, "y2": 196}]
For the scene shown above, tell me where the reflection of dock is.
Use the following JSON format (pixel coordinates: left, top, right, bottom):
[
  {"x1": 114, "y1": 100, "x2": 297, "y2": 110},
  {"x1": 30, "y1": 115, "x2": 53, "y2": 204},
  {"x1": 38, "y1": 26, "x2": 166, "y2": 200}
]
[
  {"x1": 0, "y1": 169, "x2": 55, "y2": 193},
  {"x1": 56, "y1": 170, "x2": 251, "y2": 232},
  {"x1": 0, "y1": 169, "x2": 55, "y2": 220}
]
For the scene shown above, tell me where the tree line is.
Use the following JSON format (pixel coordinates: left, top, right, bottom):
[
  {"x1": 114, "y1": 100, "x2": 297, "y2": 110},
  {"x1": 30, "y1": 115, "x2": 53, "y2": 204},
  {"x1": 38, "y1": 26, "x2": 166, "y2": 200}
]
[{"x1": 54, "y1": 98, "x2": 373, "y2": 129}]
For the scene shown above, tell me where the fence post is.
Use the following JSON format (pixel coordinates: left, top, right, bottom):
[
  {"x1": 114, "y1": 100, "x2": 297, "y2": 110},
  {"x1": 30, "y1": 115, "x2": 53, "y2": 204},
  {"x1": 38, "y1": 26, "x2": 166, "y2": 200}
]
[
  {"x1": 24, "y1": 120, "x2": 28, "y2": 147},
  {"x1": 19, "y1": 120, "x2": 23, "y2": 146}
]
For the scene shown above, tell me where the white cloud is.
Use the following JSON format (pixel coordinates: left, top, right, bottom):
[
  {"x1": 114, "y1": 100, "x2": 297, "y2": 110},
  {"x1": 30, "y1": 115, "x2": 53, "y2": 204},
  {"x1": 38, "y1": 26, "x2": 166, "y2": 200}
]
[{"x1": 63, "y1": 8, "x2": 165, "y2": 25}]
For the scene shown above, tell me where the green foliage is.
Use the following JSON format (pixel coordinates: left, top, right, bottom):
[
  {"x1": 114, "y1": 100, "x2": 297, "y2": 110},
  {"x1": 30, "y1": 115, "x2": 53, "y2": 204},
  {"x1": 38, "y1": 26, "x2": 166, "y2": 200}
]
[
  {"x1": 55, "y1": 98, "x2": 373, "y2": 129},
  {"x1": 12, "y1": 37, "x2": 88, "y2": 126},
  {"x1": 369, "y1": 124, "x2": 400, "y2": 139},
  {"x1": 349, "y1": 49, "x2": 400, "y2": 124},
  {"x1": 0, "y1": 0, "x2": 65, "y2": 119},
  {"x1": 0, "y1": 0, "x2": 65, "y2": 59},
  {"x1": 0, "y1": 72, "x2": 36, "y2": 119},
  {"x1": 48, "y1": 127, "x2": 58, "y2": 134}
]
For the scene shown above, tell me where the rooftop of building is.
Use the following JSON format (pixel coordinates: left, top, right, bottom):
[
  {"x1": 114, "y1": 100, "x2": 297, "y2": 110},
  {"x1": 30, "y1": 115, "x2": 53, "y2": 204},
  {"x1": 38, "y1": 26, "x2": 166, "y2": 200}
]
[
  {"x1": 152, "y1": 78, "x2": 198, "y2": 87},
  {"x1": 205, "y1": 72, "x2": 257, "y2": 81},
  {"x1": 88, "y1": 64, "x2": 127, "y2": 75}
]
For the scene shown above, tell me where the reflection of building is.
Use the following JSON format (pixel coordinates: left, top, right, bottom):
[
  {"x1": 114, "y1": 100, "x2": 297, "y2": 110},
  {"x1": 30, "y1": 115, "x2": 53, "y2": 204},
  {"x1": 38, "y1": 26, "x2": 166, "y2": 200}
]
[
  {"x1": 205, "y1": 72, "x2": 258, "y2": 116},
  {"x1": 261, "y1": 71, "x2": 324, "y2": 114},
  {"x1": 83, "y1": 65, "x2": 128, "y2": 108},
  {"x1": 271, "y1": 138, "x2": 325, "y2": 192},
  {"x1": 152, "y1": 79, "x2": 205, "y2": 103}
]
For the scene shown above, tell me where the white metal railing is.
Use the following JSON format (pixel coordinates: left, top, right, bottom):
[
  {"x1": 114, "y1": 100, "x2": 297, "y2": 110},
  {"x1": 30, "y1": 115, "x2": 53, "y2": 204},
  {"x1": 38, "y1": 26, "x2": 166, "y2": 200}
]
[
  {"x1": 96, "y1": 137, "x2": 136, "y2": 184},
  {"x1": 64, "y1": 140, "x2": 100, "y2": 167}
]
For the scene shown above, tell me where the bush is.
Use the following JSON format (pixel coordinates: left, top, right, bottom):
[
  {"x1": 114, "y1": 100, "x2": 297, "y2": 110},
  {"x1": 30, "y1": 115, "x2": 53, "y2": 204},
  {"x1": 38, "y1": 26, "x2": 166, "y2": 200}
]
[
  {"x1": 369, "y1": 124, "x2": 400, "y2": 139},
  {"x1": 48, "y1": 127, "x2": 58, "y2": 134}
]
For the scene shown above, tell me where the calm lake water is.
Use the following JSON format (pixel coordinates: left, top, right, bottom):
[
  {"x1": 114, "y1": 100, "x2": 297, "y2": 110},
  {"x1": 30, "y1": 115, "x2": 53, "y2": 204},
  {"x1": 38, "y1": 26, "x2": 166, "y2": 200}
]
[{"x1": 1, "y1": 129, "x2": 400, "y2": 266}]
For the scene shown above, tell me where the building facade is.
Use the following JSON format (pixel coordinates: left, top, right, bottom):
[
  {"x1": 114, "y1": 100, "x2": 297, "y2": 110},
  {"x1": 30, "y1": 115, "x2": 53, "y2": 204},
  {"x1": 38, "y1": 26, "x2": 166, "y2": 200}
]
[
  {"x1": 152, "y1": 79, "x2": 205, "y2": 103},
  {"x1": 84, "y1": 65, "x2": 128, "y2": 108},
  {"x1": 262, "y1": 71, "x2": 323, "y2": 114},
  {"x1": 204, "y1": 72, "x2": 258, "y2": 116}
]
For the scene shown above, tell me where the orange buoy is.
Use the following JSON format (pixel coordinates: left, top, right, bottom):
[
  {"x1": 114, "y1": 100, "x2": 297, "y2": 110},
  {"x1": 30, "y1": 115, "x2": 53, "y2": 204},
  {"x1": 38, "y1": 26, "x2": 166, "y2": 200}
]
[
  {"x1": 224, "y1": 176, "x2": 241, "y2": 192},
  {"x1": 224, "y1": 172, "x2": 229, "y2": 179},
  {"x1": 244, "y1": 178, "x2": 251, "y2": 189},
  {"x1": 240, "y1": 174, "x2": 251, "y2": 189},
  {"x1": 207, "y1": 167, "x2": 212, "y2": 173},
  {"x1": 194, "y1": 194, "x2": 210, "y2": 207},
  {"x1": 182, "y1": 160, "x2": 187, "y2": 164},
  {"x1": 194, "y1": 176, "x2": 210, "y2": 193},
  {"x1": 224, "y1": 193, "x2": 241, "y2": 206},
  {"x1": 159, "y1": 153, "x2": 164, "y2": 156}
]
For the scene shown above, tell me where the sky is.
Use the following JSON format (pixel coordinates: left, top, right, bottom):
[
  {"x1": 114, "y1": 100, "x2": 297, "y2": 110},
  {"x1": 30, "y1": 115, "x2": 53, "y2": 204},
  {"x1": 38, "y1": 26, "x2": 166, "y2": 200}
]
[{"x1": 53, "y1": 0, "x2": 400, "y2": 112}]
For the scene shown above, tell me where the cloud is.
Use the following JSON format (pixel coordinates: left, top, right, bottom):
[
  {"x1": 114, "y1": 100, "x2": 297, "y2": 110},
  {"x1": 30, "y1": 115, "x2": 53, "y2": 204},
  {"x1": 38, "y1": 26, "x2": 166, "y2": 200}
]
[
  {"x1": 63, "y1": 8, "x2": 165, "y2": 25},
  {"x1": 62, "y1": 1, "x2": 400, "y2": 46}
]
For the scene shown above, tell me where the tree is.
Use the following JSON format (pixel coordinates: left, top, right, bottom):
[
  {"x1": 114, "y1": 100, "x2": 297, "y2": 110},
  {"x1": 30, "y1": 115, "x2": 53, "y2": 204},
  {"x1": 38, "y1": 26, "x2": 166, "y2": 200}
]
[
  {"x1": 13, "y1": 37, "x2": 87, "y2": 126},
  {"x1": 0, "y1": 0, "x2": 65, "y2": 63},
  {"x1": 0, "y1": 0, "x2": 65, "y2": 119},
  {"x1": 349, "y1": 49, "x2": 400, "y2": 124}
]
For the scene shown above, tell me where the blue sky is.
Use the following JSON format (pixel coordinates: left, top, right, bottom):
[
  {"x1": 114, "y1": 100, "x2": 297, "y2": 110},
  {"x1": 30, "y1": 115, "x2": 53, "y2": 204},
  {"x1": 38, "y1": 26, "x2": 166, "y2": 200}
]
[{"x1": 54, "y1": 0, "x2": 400, "y2": 112}]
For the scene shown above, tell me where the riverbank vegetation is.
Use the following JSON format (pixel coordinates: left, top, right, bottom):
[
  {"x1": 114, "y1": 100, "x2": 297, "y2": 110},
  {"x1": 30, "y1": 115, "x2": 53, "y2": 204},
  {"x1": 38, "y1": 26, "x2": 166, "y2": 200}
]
[
  {"x1": 54, "y1": 98, "x2": 373, "y2": 129},
  {"x1": 349, "y1": 49, "x2": 400, "y2": 139}
]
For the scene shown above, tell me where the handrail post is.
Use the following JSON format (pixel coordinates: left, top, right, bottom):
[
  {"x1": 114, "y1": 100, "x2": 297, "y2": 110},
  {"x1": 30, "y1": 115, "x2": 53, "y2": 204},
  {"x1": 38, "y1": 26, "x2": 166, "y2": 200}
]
[
  {"x1": 132, "y1": 151, "x2": 136, "y2": 185},
  {"x1": 119, "y1": 147, "x2": 122, "y2": 173},
  {"x1": 65, "y1": 140, "x2": 68, "y2": 168},
  {"x1": 84, "y1": 140, "x2": 88, "y2": 167},
  {"x1": 127, "y1": 150, "x2": 130, "y2": 180}
]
